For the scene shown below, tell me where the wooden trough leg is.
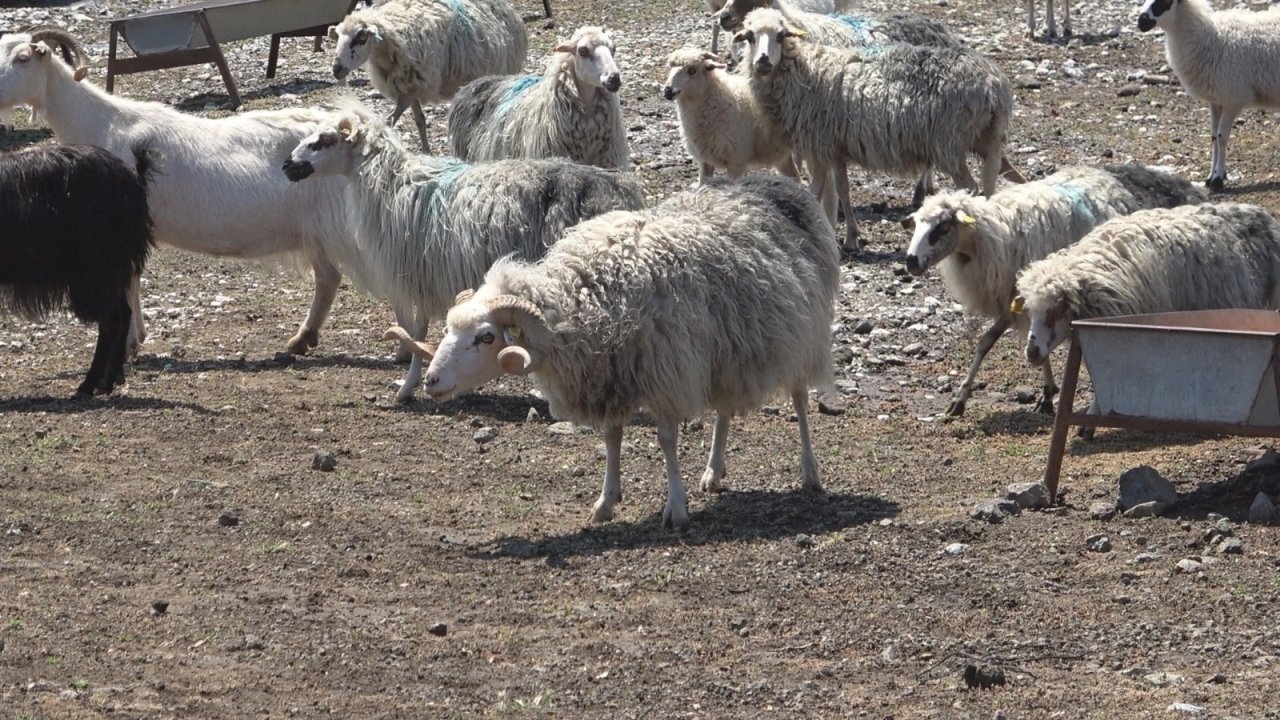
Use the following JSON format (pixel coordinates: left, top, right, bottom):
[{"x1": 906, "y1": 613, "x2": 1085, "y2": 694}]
[
  {"x1": 106, "y1": 23, "x2": 120, "y2": 93},
  {"x1": 196, "y1": 11, "x2": 241, "y2": 108},
  {"x1": 267, "y1": 33, "x2": 281, "y2": 79},
  {"x1": 1042, "y1": 334, "x2": 1083, "y2": 503}
]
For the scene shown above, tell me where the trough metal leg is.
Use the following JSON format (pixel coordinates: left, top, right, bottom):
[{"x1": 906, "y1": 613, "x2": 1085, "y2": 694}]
[
  {"x1": 196, "y1": 12, "x2": 242, "y2": 108},
  {"x1": 106, "y1": 24, "x2": 120, "y2": 93},
  {"x1": 267, "y1": 33, "x2": 282, "y2": 79},
  {"x1": 543, "y1": 0, "x2": 553, "y2": 18},
  {"x1": 1042, "y1": 335, "x2": 1082, "y2": 503}
]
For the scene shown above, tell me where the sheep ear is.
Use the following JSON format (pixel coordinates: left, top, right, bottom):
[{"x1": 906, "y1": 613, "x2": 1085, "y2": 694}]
[
  {"x1": 554, "y1": 39, "x2": 575, "y2": 53},
  {"x1": 703, "y1": 58, "x2": 727, "y2": 70},
  {"x1": 328, "y1": 26, "x2": 339, "y2": 41},
  {"x1": 956, "y1": 210, "x2": 977, "y2": 226},
  {"x1": 73, "y1": 66, "x2": 88, "y2": 82},
  {"x1": 32, "y1": 44, "x2": 48, "y2": 58},
  {"x1": 337, "y1": 116, "x2": 363, "y2": 142},
  {"x1": 368, "y1": 25, "x2": 383, "y2": 42},
  {"x1": 732, "y1": 32, "x2": 748, "y2": 44},
  {"x1": 1010, "y1": 296, "x2": 1025, "y2": 315},
  {"x1": 900, "y1": 216, "x2": 916, "y2": 231},
  {"x1": 498, "y1": 346, "x2": 538, "y2": 376}
]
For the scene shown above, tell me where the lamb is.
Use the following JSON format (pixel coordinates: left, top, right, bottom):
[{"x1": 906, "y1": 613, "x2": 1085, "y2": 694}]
[
  {"x1": 1015, "y1": 202, "x2": 1280, "y2": 368},
  {"x1": 1138, "y1": 0, "x2": 1280, "y2": 190},
  {"x1": 0, "y1": 27, "x2": 391, "y2": 359},
  {"x1": 662, "y1": 48, "x2": 798, "y2": 184},
  {"x1": 717, "y1": 0, "x2": 962, "y2": 50},
  {"x1": 0, "y1": 143, "x2": 154, "y2": 397},
  {"x1": 445, "y1": 26, "x2": 630, "y2": 170},
  {"x1": 1027, "y1": 0, "x2": 1072, "y2": 38},
  {"x1": 281, "y1": 108, "x2": 645, "y2": 402},
  {"x1": 389, "y1": 175, "x2": 839, "y2": 531},
  {"x1": 904, "y1": 164, "x2": 1206, "y2": 417},
  {"x1": 330, "y1": 0, "x2": 527, "y2": 149},
  {"x1": 735, "y1": 9, "x2": 1018, "y2": 249}
]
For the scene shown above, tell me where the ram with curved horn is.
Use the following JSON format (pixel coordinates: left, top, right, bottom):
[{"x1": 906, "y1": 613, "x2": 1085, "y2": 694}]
[{"x1": 401, "y1": 175, "x2": 840, "y2": 532}]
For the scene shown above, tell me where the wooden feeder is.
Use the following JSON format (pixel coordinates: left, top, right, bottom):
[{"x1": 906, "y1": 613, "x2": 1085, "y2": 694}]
[{"x1": 1043, "y1": 309, "x2": 1280, "y2": 500}]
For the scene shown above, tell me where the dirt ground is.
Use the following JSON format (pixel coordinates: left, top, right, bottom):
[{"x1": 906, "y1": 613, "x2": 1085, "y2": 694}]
[{"x1": 3, "y1": 0, "x2": 1280, "y2": 717}]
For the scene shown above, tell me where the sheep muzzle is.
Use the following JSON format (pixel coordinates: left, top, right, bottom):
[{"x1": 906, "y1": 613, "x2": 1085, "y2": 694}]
[{"x1": 281, "y1": 158, "x2": 314, "y2": 182}]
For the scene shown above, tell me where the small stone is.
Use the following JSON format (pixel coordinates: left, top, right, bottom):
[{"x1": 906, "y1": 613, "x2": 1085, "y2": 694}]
[
  {"x1": 150, "y1": 600, "x2": 169, "y2": 616},
  {"x1": 1006, "y1": 482, "x2": 1051, "y2": 509},
  {"x1": 1143, "y1": 74, "x2": 1171, "y2": 85},
  {"x1": 795, "y1": 533, "x2": 816, "y2": 548},
  {"x1": 1176, "y1": 558, "x2": 1205, "y2": 574},
  {"x1": 1206, "y1": 673, "x2": 1227, "y2": 684},
  {"x1": 338, "y1": 567, "x2": 369, "y2": 579},
  {"x1": 1089, "y1": 501, "x2": 1118, "y2": 520},
  {"x1": 1085, "y1": 534, "x2": 1112, "y2": 552},
  {"x1": 1011, "y1": 387, "x2": 1037, "y2": 404},
  {"x1": 943, "y1": 542, "x2": 968, "y2": 556},
  {"x1": 1119, "y1": 465, "x2": 1178, "y2": 511},
  {"x1": 548, "y1": 421, "x2": 577, "y2": 436},
  {"x1": 525, "y1": 407, "x2": 541, "y2": 423},
  {"x1": 817, "y1": 393, "x2": 846, "y2": 416},
  {"x1": 963, "y1": 663, "x2": 1006, "y2": 690},
  {"x1": 217, "y1": 514, "x2": 239, "y2": 527},
  {"x1": 1122, "y1": 500, "x2": 1164, "y2": 519},
  {"x1": 1167, "y1": 703, "x2": 1203, "y2": 714},
  {"x1": 1014, "y1": 75, "x2": 1041, "y2": 90},
  {"x1": 1248, "y1": 492, "x2": 1275, "y2": 523},
  {"x1": 1117, "y1": 83, "x2": 1142, "y2": 97},
  {"x1": 312, "y1": 452, "x2": 337, "y2": 472},
  {"x1": 853, "y1": 320, "x2": 874, "y2": 335},
  {"x1": 971, "y1": 498, "x2": 1020, "y2": 524},
  {"x1": 243, "y1": 635, "x2": 265, "y2": 651},
  {"x1": 428, "y1": 622, "x2": 448, "y2": 637},
  {"x1": 903, "y1": 342, "x2": 925, "y2": 357},
  {"x1": 1132, "y1": 552, "x2": 1160, "y2": 564},
  {"x1": 473, "y1": 427, "x2": 498, "y2": 444},
  {"x1": 1216, "y1": 537, "x2": 1243, "y2": 555}
]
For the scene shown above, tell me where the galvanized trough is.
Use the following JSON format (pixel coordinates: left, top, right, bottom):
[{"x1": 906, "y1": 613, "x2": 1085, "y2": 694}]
[{"x1": 1043, "y1": 309, "x2": 1280, "y2": 499}]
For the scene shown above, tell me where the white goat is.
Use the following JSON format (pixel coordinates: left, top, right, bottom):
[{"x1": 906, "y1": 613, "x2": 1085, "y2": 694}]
[
  {"x1": 904, "y1": 165, "x2": 1205, "y2": 417},
  {"x1": 662, "y1": 48, "x2": 798, "y2": 184},
  {"x1": 1027, "y1": 0, "x2": 1072, "y2": 38},
  {"x1": 283, "y1": 108, "x2": 645, "y2": 402},
  {"x1": 390, "y1": 175, "x2": 839, "y2": 531},
  {"x1": 0, "y1": 28, "x2": 380, "y2": 358},
  {"x1": 446, "y1": 26, "x2": 630, "y2": 170},
  {"x1": 1138, "y1": 0, "x2": 1280, "y2": 190},
  {"x1": 330, "y1": 0, "x2": 526, "y2": 149},
  {"x1": 1016, "y1": 202, "x2": 1280, "y2": 365}
]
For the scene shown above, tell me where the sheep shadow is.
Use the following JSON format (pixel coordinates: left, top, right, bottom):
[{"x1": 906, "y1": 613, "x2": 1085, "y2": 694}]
[
  {"x1": 1063, "y1": 427, "x2": 1229, "y2": 457},
  {"x1": 467, "y1": 489, "x2": 900, "y2": 561},
  {"x1": 1168, "y1": 463, "x2": 1280, "y2": 522},
  {"x1": 132, "y1": 352, "x2": 394, "y2": 374},
  {"x1": 1028, "y1": 32, "x2": 1118, "y2": 47},
  {"x1": 173, "y1": 78, "x2": 337, "y2": 113},
  {"x1": 1213, "y1": 180, "x2": 1280, "y2": 197},
  {"x1": 397, "y1": 390, "x2": 552, "y2": 424},
  {"x1": 0, "y1": 126, "x2": 53, "y2": 152},
  {"x1": 974, "y1": 408, "x2": 1055, "y2": 436},
  {"x1": 0, "y1": 394, "x2": 214, "y2": 414}
]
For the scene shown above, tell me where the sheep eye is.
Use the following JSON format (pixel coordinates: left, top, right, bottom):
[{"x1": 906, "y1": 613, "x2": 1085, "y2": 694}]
[
  {"x1": 686, "y1": 66, "x2": 696, "y2": 76},
  {"x1": 578, "y1": 46, "x2": 591, "y2": 59},
  {"x1": 743, "y1": 31, "x2": 755, "y2": 43},
  {"x1": 475, "y1": 332, "x2": 495, "y2": 346},
  {"x1": 15, "y1": 52, "x2": 30, "y2": 63}
]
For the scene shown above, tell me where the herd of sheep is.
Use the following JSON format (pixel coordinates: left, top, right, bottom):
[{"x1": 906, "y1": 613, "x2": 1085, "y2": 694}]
[{"x1": 0, "y1": 0, "x2": 1279, "y2": 530}]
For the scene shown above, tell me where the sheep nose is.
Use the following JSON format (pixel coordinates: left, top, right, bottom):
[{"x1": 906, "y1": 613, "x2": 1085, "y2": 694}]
[
  {"x1": 332, "y1": 63, "x2": 349, "y2": 79},
  {"x1": 905, "y1": 254, "x2": 923, "y2": 276},
  {"x1": 718, "y1": 13, "x2": 736, "y2": 29},
  {"x1": 1137, "y1": 13, "x2": 1156, "y2": 31},
  {"x1": 603, "y1": 74, "x2": 621, "y2": 93},
  {"x1": 281, "y1": 158, "x2": 314, "y2": 182},
  {"x1": 662, "y1": 86, "x2": 676, "y2": 101},
  {"x1": 754, "y1": 57, "x2": 773, "y2": 75},
  {"x1": 1026, "y1": 344, "x2": 1044, "y2": 365},
  {"x1": 425, "y1": 375, "x2": 439, "y2": 388}
]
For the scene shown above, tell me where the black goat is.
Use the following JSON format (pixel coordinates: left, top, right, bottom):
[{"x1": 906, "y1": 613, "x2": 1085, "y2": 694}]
[{"x1": 0, "y1": 144, "x2": 155, "y2": 397}]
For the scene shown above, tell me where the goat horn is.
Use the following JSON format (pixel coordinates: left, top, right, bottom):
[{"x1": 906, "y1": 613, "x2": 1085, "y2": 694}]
[
  {"x1": 485, "y1": 295, "x2": 544, "y2": 325},
  {"x1": 454, "y1": 288, "x2": 475, "y2": 306},
  {"x1": 382, "y1": 325, "x2": 435, "y2": 361},
  {"x1": 485, "y1": 295, "x2": 548, "y2": 372},
  {"x1": 27, "y1": 26, "x2": 84, "y2": 69}
]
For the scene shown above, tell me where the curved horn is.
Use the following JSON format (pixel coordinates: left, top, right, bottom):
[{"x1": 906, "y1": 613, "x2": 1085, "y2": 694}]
[
  {"x1": 485, "y1": 295, "x2": 549, "y2": 374},
  {"x1": 454, "y1": 288, "x2": 475, "y2": 306},
  {"x1": 382, "y1": 325, "x2": 436, "y2": 361},
  {"x1": 26, "y1": 26, "x2": 85, "y2": 69}
]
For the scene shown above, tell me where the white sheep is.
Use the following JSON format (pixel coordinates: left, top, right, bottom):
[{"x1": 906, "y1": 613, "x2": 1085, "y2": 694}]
[
  {"x1": 904, "y1": 164, "x2": 1206, "y2": 417},
  {"x1": 736, "y1": 9, "x2": 1018, "y2": 249},
  {"x1": 707, "y1": 0, "x2": 845, "y2": 54},
  {"x1": 1138, "y1": 0, "x2": 1280, "y2": 190},
  {"x1": 0, "y1": 28, "x2": 383, "y2": 358},
  {"x1": 661, "y1": 48, "x2": 798, "y2": 185},
  {"x1": 716, "y1": 0, "x2": 961, "y2": 50},
  {"x1": 446, "y1": 26, "x2": 630, "y2": 170},
  {"x1": 1016, "y1": 202, "x2": 1280, "y2": 367},
  {"x1": 282, "y1": 107, "x2": 645, "y2": 402},
  {"x1": 1027, "y1": 0, "x2": 1072, "y2": 38},
  {"x1": 389, "y1": 175, "x2": 839, "y2": 531},
  {"x1": 331, "y1": 0, "x2": 527, "y2": 149}
]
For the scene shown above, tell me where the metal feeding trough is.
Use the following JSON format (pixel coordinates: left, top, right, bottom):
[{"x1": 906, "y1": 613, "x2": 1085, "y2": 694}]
[{"x1": 1043, "y1": 309, "x2": 1280, "y2": 499}]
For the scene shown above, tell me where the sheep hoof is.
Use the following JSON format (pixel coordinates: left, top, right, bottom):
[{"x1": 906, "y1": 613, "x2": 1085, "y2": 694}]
[
  {"x1": 1206, "y1": 175, "x2": 1226, "y2": 192},
  {"x1": 1035, "y1": 398, "x2": 1055, "y2": 415},
  {"x1": 944, "y1": 400, "x2": 967, "y2": 418},
  {"x1": 589, "y1": 503, "x2": 615, "y2": 524},
  {"x1": 1077, "y1": 425, "x2": 1096, "y2": 441},
  {"x1": 285, "y1": 329, "x2": 320, "y2": 355},
  {"x1": 662, "y1": 503, "x2": 690, "y2": 533},
  {"x1": 699, "y1": 468, "x2": 726, "y2": 493},
  {"x1": 394, "y1": 387, "x2": 416, "y2": 404}
]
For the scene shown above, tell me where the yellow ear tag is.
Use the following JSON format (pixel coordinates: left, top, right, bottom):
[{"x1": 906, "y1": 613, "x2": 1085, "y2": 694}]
[
  {"x1": 503, "y1": 326, "x2": 522, "y2": 345},
  {"x1": 1010, "y1": 297, "x2": 1025, "y2": 314},
  {"x1": 957, "y1": 211, "x2": 977, "y2": 226},
  {"x1": 791, "y1": 29, "x2": 807, "y2": 39}
]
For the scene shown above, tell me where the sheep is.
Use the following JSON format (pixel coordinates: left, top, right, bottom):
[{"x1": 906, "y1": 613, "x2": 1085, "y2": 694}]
[
  {"x1": 330, "y1": 0, "x2": 527, "y2": 149},
  {"x1": 1015, "y1": 202, "x2": 1280, "y2": 369},
  {"x1": 706, "y1": 0, "x2": 846, "y2": 54},
  {"x1": 716, "y1": 0, "x2": 962, "y2": 50},
  {"x1": 0, "y1": 143, "x2": 154, "y2": 397},
  {"x1": 1138, "y1": 0, "x2": 1280, "y2": 191},
  {"x1": 661, "y1": 48, "x2": 798, "y2": 185},
  {"x1": 0, "y1": 27, "x2": 394, "y2": 359},
  {"x1": 445, "y1": 26, "x2": 630, "y2": 170},
  {"x1": 1027, "y1": 0, "x2": 1072, "y2": 38},
  {"x1": 281, "y1": 107, "x2": 645, "y2": 402},
  {"x1": 735, "y1": 8, "x2": 1019, "y2": 250},
  {"x1": 389, "y1": 175, "x2": 839, "y2": 531},
  {"x1": 904, "y1": 164, "x2": 1206, "y2": 417}
]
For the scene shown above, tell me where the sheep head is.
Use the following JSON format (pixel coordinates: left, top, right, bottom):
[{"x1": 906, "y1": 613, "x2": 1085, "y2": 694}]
[
  {"x1": 662, "y1": 48, "x2": 725, "y2": 101},
  {"x1": 903, "y1": 192, "x2": 982, "y2": 277},
  {"x1": 556, "y1": 26, "x2": 621, "y2": 94},
  {"x1": 1016, "y1": 286, "x2": 1075, "y2": 366},
  {"x1": 734, "y1": 8, "x2": 802, "y2": 76},
  {"x1": 0, "y1": 28, "x2": 86, "y2": 112},
  {"x1": 1137, "y1": 0, "x2": 1176, "y2": 32},
  {"x1": 420, "y1": 293, "x2": 552, "y2": 404},
  {"x1": 282, "y1": 113, "x2": 365, "y2": 182},
  {"x1": 331, "y1": 16, "x2": 383, "y2": 80},
  {"x1": 718, "y1": 0, "x2": 772, "y2": 32}
]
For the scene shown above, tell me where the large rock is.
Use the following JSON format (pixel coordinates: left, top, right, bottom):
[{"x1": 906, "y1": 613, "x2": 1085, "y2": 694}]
[
  {"x1": 971, "y1": 499, "x2": 1020, "y2": 524},
  {"x1": 1118, "y1": 466, "x2": 1178, "y2": 511},
  {"x1": 1248, "y1": 492, "x2": 1275, "y2": 523},
  {"x1": 1007, "y1": 482, "x2": 1051, "y2": 509}
]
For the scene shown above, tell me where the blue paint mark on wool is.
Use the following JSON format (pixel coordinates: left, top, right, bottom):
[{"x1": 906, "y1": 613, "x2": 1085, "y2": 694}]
[
  {"x1": 833, "y1": 14, "x2": 884, "y2": 55},
  {"x1": 445, "y1": 0, "x2": 473, "y2": 31},
  {"x1": 498, "y1": 75, "x2": 540, "y2": 117},
  {"x1": 1049, "y1": 183, "x2": 1097, "y2": 225},
  {"x1": 430, "y1": 158, "x2": 471, "y2": 196}
]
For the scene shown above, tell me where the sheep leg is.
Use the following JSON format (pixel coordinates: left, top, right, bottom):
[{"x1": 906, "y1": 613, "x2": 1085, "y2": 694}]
[
  {"x1": 1208, "y1": 104, "x2": 1239, "y2": 191},
  {"x1": 1062, "y1": 0, "x2": 1072, "y2": 37},
  {"x1": 946, "y1": 315, "x2": 1012, "y2": 418},
  {"x1": 392, "y1": 304, "x2": 417, "y2": 364},
  {"x1": 793, "y1": 389, "x2": 823, "y2": 492},
  {"x1": 699, "y1": 412, "x2": 732, "y2": 493},
  {"x1": 396, "y1": 311, "x2": 432, "y2": 403},
  {"x1": 1035, "y1": 356, "x2": 1059, "y2": 415},
  {"x1": 1045, "y1": 0, "x2": 1057, "y2": 38},
  {"x1": 590, "y1": 424, "x2": 625, "y2": 523},
  {"x1": 410, "y1": 100, "x2": 429, "y2": 151},
  {"x1": 949, "y1": 164, "x2": 980, "y2": 196},
  {"x1": 710, "y1": 25, "x2": 720, "y2": 54},
  {"x1": 911, "y1": 166, "x2": 935, "y2": 208},
  {"x1": 102, "y1": 298, "x2": 134, "y2": 393},
  {"x1": 79, "y1": 297, "x2": 132, "y2": 397},
  {"x1": 658, "y1": 421, "x2": 691, "y2": 532},
  {"x1": 833, "y1": 160, "x2": 860, "y2": 251},
  {"x1": 980, "y1": 143, "x2": 1003, "y2": 198},
  {"x1": 1026, "y1": 0, "x2": 1036, "y2": 37},
  {"x1": 286, "y1": 255, "x2": 341, "y2": 355},
  {"x1": 699, "y1": 162, "x2": 715, "y2": 186},
  {"x1": 387, "y1": 97, "x2": 412, "y2": 133},
  {"x1": 126, "y1": 273, "x2": 145, "y2": 358},
  {"x1": 810, "y1": 162, "x2": 838, "y2": 231},
  {"x1": 1077, "y1": 398, "x2": 1099, "y2": 440},
  {"x1": 775, "y1": 155, "x2": 801, "y2": 180}
]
